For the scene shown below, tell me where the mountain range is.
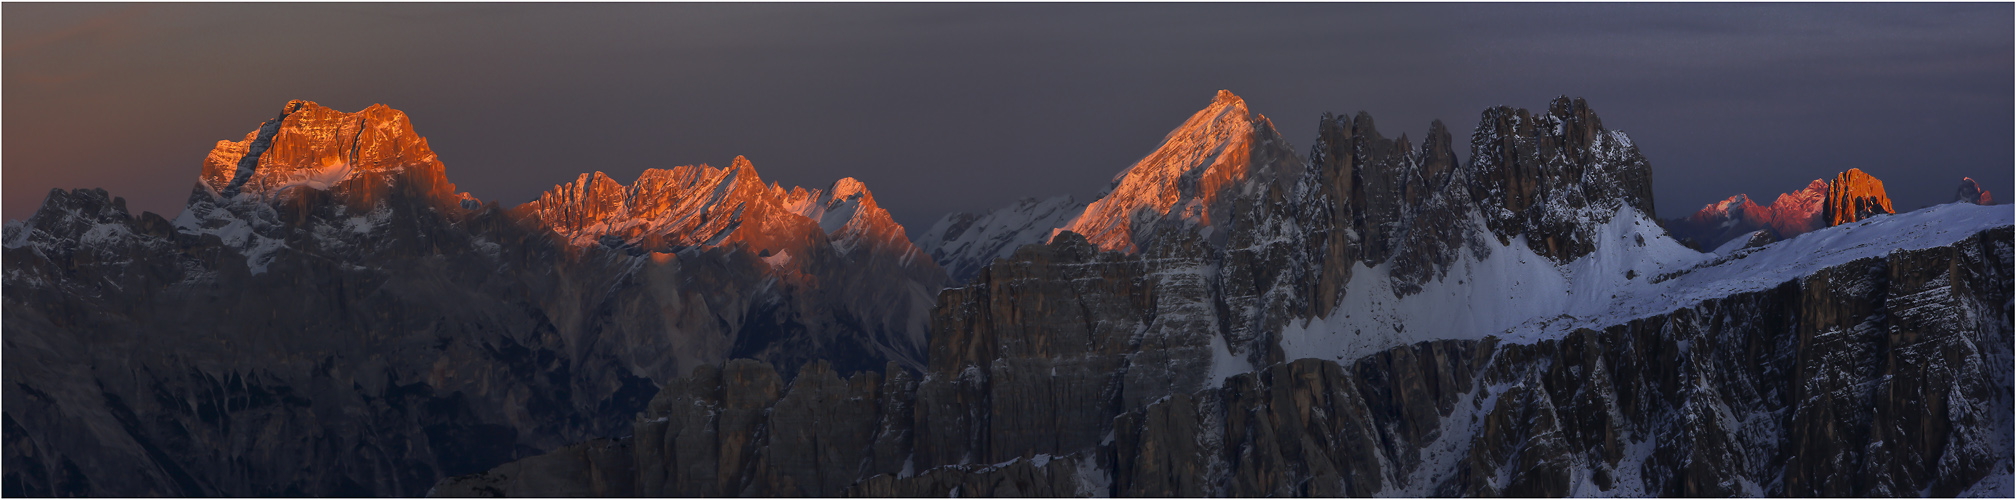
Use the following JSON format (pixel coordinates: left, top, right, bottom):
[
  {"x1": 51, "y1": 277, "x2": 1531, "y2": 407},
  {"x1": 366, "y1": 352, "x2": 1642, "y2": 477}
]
[
  {"x1": 4, "y1": 92, "x2": 2009, "y2": 497},
  {"x1": 1665, "y1": 169, "x2": 1995, "y2": 252}
]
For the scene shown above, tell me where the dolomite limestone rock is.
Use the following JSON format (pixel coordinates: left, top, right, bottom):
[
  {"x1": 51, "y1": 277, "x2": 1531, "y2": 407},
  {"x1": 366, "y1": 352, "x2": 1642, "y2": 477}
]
[
  {"x1": 3, "y1": 101, "x2": 944, "y2": 496},
  {"x1": 914, "y1": 195, "x2": 1086, "y2": 283},
  {"x1": 1823, "y1": 167, "x2": 1896, "y2": 226},
  {"x1": 1957, "y1": 177, "x2": 1994, "y2": 205},
  {"x1": 1666, "y1": 178, "x2": 1829, "y2": 251}
]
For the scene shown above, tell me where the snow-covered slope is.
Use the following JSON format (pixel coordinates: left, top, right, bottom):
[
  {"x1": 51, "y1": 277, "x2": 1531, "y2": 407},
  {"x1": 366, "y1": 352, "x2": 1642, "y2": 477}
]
[
  {"x1": 1278, "y1": 202, "x2": 2012, "y2": 365},
  {"x1": 777, "y1": 177, "x2": 922, "y2": 259},
  {"x1": 913, "y1": 195, "x2": 1085, "y2": 282},
  {"x1": 423, "y1": 93, "x2": 2011, "y2": 499}
]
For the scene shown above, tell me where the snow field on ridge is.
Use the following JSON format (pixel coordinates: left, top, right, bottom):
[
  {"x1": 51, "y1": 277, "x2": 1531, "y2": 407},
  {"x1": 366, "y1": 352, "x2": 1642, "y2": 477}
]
[{"x1": 1269, "y1": 202, "x2": 2012, "y2": 367}]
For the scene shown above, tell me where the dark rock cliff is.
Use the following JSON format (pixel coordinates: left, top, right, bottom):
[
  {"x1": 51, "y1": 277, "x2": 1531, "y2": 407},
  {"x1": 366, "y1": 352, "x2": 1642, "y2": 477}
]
[
  {"x1": 433, "y1": 226, "x2": 2010, "y2": 497},
  {"x1": 431, "y1": 95, "x2": 2011, "y2": 497},
  {"x1": 1, "y1": 101, "x2": 944, "y2": 497},
  {"x1": 9, "y1": 95, "x2": 2008, "y2": 498}
]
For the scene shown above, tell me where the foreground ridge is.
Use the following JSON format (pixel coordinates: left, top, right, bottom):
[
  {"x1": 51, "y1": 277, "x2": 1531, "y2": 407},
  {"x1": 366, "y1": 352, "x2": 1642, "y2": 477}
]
[
  {"x1": 438, "y1": 93, "x2": 2014, "y2": 497},
  {"x1": 2, "y1": 100, "x2": 944, "y2": 496},
  {"x1": 441, "y1": 201, "x2": 2014, "y2": 498},
  {"x1": 4, "y1": 94, "x2": 2009, "y2": 498}
]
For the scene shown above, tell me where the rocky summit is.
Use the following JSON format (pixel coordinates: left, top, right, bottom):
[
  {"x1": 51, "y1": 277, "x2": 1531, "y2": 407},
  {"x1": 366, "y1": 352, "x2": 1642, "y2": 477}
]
[
  {"x1": 1666, "y1": 167, "x2": 1999, "y2": 252},
  {"x1": 2, "y1": 100, "x2": 942, "y2": 496},
  {"x1": 1958, "y1": 177, "x2": 1996, "y2": 205},
  {"x1": 1665, "y1": 179, "x2": 1829, "y2": 251},
  {"x1": 428, "y1": 92, "x2": 2012, "y2": 497},
  {"x1": 1823, "y1": 167, "x2": 1896, "y2": 227},
  {"x1": 6, "y1": 92, "x2": 2012, "y2": 498}
]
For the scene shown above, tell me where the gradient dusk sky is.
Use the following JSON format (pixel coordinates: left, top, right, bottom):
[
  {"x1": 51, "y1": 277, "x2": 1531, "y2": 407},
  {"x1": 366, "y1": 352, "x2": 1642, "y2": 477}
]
[{"x1": 6, "y1": 3, "x2": 2010, "y2": 231}]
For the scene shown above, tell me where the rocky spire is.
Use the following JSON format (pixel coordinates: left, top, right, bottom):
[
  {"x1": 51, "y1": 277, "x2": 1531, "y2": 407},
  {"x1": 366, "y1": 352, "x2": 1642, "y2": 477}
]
[
  {"x1": 1464, "y1": 96, "x2": 1656, "y2": 261},
  {"x1": 1822, "y1": 168, "x2": 1894, "y2": 226},
  {"x1": 1955, "y1": 177, "x2": 1993, "y2": 205}
]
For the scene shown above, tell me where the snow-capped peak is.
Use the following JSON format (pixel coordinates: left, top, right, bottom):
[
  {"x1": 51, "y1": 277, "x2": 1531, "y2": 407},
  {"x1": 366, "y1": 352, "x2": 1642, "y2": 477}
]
[{"x1": 781, "y1": 176, "x2": 899, "y2": 254}]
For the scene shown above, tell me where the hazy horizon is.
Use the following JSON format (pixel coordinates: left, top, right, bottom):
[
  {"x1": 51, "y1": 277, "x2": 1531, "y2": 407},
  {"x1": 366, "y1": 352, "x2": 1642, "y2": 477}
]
[{"x1": 7, "y1": 3, "x2": 2010, "y2": 232}]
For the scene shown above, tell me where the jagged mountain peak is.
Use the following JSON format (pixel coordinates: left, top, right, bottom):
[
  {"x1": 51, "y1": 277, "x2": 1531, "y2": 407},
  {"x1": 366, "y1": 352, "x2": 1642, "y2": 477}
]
[
  {"x1": 518, "y1": 159, "x2": 787, "y2": 250},
  {"x1": 1064, "y1": 89, "x2": 1302, "y2": 253},
  {"x1": 198, "y1": 100, "x2": 463, "y2": 209},
  {"x1": 784, "y1": 176, "x2": 917, "y2": 257},
  {"x1": 727, "y1": 154, "x2": 758, "y2": 175},
  {"x1": 1676, "y1": 168, "x2": 1895, "y2": 251},
  {"x1": 1707, "y1": 193, "x2": 1752, "y2": 217},
  {"x1": 1667, "y1": 178, "x2": 1829, "y2": 250},
  {"x1": 828, "y1": 176, "x2": 868, "y2": 200},
  {"x1": 513, "y1": 158, "x2": 933, "y2": 273},
  {"x1": 1957, "y1": 176, "x2": 1994, "y2": 205},
  {"x1": 1463, "y1": 97, "x2": 1657, "y2": 261},
  {"x1": 1824, "y1": 167, "x2": 1895, "y2": 226},
  {"x1": 1212, "y1": 88, "x2": 1244, "y2": 105}
]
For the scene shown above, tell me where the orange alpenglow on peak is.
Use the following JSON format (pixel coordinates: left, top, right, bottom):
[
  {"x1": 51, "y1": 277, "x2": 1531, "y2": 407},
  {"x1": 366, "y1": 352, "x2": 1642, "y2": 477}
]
[
  {"x1": 513, "y1": 157, "x2": 929, "y2": 266},
  {"x1": 200, "y1": 100, "x2": 463, "y2": 208},
  {"x1": 1061, "y1": 89, "x2": 1301, "y2": 253},
  {"x1": 1692, "y1": 178, "x2": 1828, "y2": 237},
  {"x1": 1214, "y1": 89, "x2": 1244, "y2": 104},
  {"x1": 1822, "y1": 168, "x2": 1895, "y2": 226},
  {"x1": 779, "y1": 176, "x2": 916, "y2": 256},
  {"x1": 1764, "y1": 179, "x2": 1832, "y2": 235},
  {"x1": 514, "y1": 161, "x2": 796, "y2": 250},
  {"x1": 728, "y1": 155, "x2": 758, "y2": 174}
]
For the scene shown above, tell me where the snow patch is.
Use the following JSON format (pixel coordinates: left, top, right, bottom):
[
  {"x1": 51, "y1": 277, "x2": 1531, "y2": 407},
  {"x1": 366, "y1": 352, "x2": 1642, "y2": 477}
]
[
  {"x1": 1206, "y1": 331, "x2": 1253, "y2": 384},
  {"x1": 1960, "y1": 460, "x2": 2014, "y2": 498},
  {"x1": 1073, "y1": 453, "x2": 1114, "y2": 497},
  {"x1": 915, "y1": 195, "x2": 1085, "y2": 280},
  {"x1": 1281, "y1": 203, "x2": 2011, "y2": 363}
]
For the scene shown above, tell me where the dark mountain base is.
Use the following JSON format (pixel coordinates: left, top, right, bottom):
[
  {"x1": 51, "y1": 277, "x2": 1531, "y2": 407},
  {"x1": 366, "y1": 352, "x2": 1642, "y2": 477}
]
[{"x1": 435, "y1": 226, "x2": 2012, "y2": 497}]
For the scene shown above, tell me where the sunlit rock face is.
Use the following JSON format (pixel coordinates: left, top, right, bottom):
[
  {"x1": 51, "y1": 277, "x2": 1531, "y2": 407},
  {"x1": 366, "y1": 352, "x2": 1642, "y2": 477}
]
[
  {"x1": 1062, "y1": 90, "x2": 1307, "y2": 254},
  {"x1": 1666, "y1": 179, "x2": 1829, "y2": 250},
  {"x1": 514, "y1": 159, "x2": 934, "y2": 274},
  {"x1": 509, "y1": 158, "x2": 947, "y2": 374},
  {"x1": 451, "y1": 92, "x2": 2009, "y2": 498},
  {"x1": 515, "y1": 159, "x2": 830, "y2": 264},
  {"x1": 10, "y1": 95, "x2": 2011, "y2": 499},
  {"x1": 2, "y1": 101, "x2": 943, "y2": 497},
  {"x1": 199, "y1": 100, "x2": 465, "y2": 210},
  {"x1": 1824, "y1": 167, "x2": 1896, "y2": 226},
  {"x1": 1957, "y1": 176, "x2": 1995, "y2": 205}
]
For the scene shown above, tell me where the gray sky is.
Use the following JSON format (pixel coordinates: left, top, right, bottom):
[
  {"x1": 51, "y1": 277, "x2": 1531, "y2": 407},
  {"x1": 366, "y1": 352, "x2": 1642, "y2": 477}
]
[{"x1": 6, "y1": 3, "x2": 2010, "y2": 232}]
